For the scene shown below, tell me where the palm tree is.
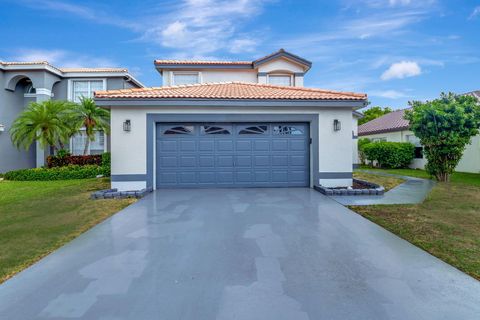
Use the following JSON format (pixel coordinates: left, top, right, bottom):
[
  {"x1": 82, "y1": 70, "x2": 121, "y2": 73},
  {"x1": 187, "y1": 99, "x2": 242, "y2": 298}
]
[
  {"x1": 72, "y1": 97, "x2": 110, "y2": 155},
  {"x1": 10, "y1": 100, "x2": 73, "y2": 151}
]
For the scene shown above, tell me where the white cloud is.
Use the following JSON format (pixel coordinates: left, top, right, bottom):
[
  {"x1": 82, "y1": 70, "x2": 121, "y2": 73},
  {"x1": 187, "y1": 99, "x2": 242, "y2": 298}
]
[
  {"x1": 469, "y1": 6, "x2": 480, "y2": 19},
  {"x1": 9, "y1": 48, "x2": 117, "y2": 68},
  {"x1": 381, "y1": 61, "x2": 421, "y2": 80},
  {"x1": 139, "y1": 0, "x2": 269, "y2": 55},
  {"x1": 370, "y1": 89, "x2": 408, "y2": 99},
  {"x1": 229, "y1": 38, "x2": 257, "y2": 54}
]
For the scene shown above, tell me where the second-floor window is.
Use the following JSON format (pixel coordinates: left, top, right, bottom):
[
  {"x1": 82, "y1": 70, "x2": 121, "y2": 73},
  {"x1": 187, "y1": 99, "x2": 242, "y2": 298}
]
[
  {"x1": 268, "y1": 74, "x2": 292, "y2": 86},
  {"x1": 173, "y1": 72, "x2": 199, "y2": 85},
  {"x1": 71, "y1": 80, "x2": 105, "y2": 102}
]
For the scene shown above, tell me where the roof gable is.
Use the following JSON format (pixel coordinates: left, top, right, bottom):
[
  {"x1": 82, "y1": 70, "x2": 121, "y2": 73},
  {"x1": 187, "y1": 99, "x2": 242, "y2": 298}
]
[{"x1": 253, "y1": 49, "x2": 312, "y2": 71}]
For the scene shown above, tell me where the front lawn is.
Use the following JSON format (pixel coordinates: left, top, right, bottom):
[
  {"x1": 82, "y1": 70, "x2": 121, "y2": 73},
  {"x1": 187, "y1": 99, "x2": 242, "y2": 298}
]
[
  {"x1": 353, "y1": 171, "x2": 405, "y2": 191},
  {"x1": 350, "y1": 169, "x2": 480, "y2": 280},
  {"x1": 0, "y1": 178, "x2": 135, "y2": 283}
]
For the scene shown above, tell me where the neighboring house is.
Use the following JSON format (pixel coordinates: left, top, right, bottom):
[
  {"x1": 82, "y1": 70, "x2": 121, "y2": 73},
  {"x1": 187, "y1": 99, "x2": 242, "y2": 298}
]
[
  {"x1": 0, "y1": 61, "x2": 143, "y2": 173},
  {"x1": 358, "y1": 106, "x2": 480, "y2": 173},
  {"x1": 95, "y1": 49, "x2": 368, "y2": 191}
]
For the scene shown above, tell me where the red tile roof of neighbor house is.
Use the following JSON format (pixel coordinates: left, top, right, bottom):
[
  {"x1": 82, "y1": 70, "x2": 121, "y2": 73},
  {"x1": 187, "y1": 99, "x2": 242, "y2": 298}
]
[
  {"x1": 94, "y1": 82, "x2": 367, "y2": 100},
  {"x1": 358, "y1": 109, "x2": 411, "y2": 136}
]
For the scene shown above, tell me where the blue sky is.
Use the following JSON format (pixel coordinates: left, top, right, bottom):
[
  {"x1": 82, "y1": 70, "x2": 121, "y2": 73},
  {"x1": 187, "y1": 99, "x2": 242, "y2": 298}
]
[{"x1": 1, "y1": 0, "x2": 479, "y2": 109}]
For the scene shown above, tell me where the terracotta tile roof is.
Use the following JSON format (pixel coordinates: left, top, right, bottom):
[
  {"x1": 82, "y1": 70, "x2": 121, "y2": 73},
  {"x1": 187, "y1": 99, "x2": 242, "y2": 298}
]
[
  {"x1": 358, "y1": 109, "x2": 411, "y2": 136},
  {"x1": 94, "y1": 82, "x2": 367, "y2": 101},
  {"x1": 58, "y1": 67, "x2": 128, "y2": 73},
  {"x1": 154, "y1": 60, "x2": 252, "y2": 66},
  {"x1": 0, "y1": 60, "x2": 50, "y2": 66}
]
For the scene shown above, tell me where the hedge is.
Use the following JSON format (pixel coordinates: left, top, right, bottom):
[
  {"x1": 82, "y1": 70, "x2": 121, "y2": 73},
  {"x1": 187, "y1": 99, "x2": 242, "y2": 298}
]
[
  {"x1": 46, "y1": 154, "x2": 103, "y2": 168},
  {"x1": 4, "y1": 165, "x2": 108, "y2": 181},
  {"x1": 362, "y1": 141, "x2": 415, "y2": 169}
]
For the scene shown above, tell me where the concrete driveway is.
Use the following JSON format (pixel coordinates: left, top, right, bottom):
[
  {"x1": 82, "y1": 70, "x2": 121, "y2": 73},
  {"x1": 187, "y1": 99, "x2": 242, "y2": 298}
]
[{"x1": 1, "y1": 188, "x2": 479, "y2": 320}]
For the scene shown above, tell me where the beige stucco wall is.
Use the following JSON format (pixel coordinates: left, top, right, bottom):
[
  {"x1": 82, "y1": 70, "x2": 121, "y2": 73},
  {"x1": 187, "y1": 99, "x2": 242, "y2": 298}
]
[
  {"x1": 360, "y1": 130, "x2": 480, "y2": 173},
  {"x1": 110, "y1": 106, "x2": 354, "y2": 190}
]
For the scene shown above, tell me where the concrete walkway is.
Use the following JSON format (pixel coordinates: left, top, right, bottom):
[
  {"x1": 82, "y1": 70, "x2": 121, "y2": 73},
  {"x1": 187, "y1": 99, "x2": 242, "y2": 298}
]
[
  {"x1": 1, "y1": 188, "x2": 479, "y2": 320},
  {"x1": 331, "y1": 170, "x2": 436, "y2": 206}
]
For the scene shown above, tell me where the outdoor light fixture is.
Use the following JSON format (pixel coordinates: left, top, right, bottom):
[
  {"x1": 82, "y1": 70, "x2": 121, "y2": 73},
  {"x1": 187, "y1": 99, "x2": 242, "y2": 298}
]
[
  {"x1": 123, "y1": 120, "x2": 131, "y2": 132},
  {"x1": 0, "y1": 124, "x2": 5, "y2": 132},
  {"x1": 333, "y1": 119, "x2": 341, "y2": 131}
]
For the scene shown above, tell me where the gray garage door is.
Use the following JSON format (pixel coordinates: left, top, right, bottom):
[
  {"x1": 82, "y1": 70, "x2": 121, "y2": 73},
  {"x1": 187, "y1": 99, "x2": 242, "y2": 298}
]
[{"x1": 155, "y1": 123, "x2": 309, "y2": 188}]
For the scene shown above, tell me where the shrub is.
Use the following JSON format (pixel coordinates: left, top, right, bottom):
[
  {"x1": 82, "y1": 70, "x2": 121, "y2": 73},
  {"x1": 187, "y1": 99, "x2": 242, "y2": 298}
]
[
  {"x1": 102, "y1": 152, "x2": 111, "y2": 168},
  {"x1": 4, "y1": 165, "x2": 108, "y2": 181},
  {"x1": 358, "y1": 138, "x2": 371, "y2": 164},
  {"x1": 46, "y1": 154, "x2": 103, "y2": 168},
  {"x1": 406, "y1": 93, "x2": 480, "y2": 182},
  {"x1": 362, "y1": 142, "x2": 415, "y2": 168}
]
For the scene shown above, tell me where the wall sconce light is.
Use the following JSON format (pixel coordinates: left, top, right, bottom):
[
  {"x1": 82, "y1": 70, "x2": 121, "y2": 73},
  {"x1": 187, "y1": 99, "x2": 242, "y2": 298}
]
[
  {"x1": 0, "y1": 124, "x2": 5, "y2": 132},
  {"x1": 333, "y1": 119, "x2": 341, "y2": 131},
  {"x1": 123, "y1": 120, "x2": 131, "y2": 132}
]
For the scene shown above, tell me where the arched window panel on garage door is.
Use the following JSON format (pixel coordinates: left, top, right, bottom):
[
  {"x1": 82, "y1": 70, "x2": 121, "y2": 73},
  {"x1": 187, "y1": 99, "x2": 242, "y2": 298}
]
[
  {"x1": 201, "y1": 125, "x2": 232, "y2": 135},
  {"x1": 273, "y1": 125, "x2": 305, "y2": 135},
  {"x1": 238, "y1": 125, "x2": 268, "y2": 135},
  {"x1": 163, "y1": 125, "x2": 195, "y2": 135}
]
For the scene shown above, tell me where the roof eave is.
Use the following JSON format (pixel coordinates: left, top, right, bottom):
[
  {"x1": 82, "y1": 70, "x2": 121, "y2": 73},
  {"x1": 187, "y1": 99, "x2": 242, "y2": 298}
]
[
  {"x1": 95, "y1": 97, "x2": 367, "y2": 108},
  {"x1": 358, "y1": 126, "x2": 410, "y2": 136}
]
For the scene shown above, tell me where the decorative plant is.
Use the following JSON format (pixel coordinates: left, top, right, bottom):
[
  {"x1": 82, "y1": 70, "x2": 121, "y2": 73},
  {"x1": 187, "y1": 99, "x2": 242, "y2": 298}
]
[
  {"x1": 405, "y1": 93, "x2": 480, "y2": 182},
  {"x1": 10, "y1": 100, "x2": 74, "y2": 151},
  {"x1": 362, "y1": 141, "x2": 415, "y2": 168},
  {"x1": 71, "y1": 97, "x2": 110, "y2": 155}
]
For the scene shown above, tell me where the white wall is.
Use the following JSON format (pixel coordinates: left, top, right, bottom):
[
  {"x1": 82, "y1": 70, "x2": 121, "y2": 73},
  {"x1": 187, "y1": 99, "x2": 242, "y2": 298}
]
[
  {"x1": 352, "y1": 116, "x2": 359, "y2": 165},
  {"x1": 110, "y1": 106, "x2": 354, "y2": 190},
  {"x1": 360, "y1": 130, "x2": 480, "y2": 173},
  {"x1": 160, "y1": 57, "x2": 306, "y2": 87}
]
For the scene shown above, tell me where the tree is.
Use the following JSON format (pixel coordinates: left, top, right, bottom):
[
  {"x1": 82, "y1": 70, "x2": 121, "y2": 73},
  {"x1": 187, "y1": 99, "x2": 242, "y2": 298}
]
[
  {"x1": 10, "y1": 100, "x2": 73, "y2": 152},
  {"x1": 359, "y1": 106, "x2": 392, "y2": 125},
  {"x1": 405, "y1": 93, "x2": 480, "y2": 182},
  {"x1": 72, "y1": 97, "x2": 110, "y2": 155}
]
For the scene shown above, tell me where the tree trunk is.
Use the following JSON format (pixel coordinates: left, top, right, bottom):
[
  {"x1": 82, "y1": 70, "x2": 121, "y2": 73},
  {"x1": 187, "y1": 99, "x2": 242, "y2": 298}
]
[
  {"x1": 83, "y1": 138, "x2": 90, "y2": 156},
  {"x1": 58, "y1": 140, "x2": 65, "y2": 150}
]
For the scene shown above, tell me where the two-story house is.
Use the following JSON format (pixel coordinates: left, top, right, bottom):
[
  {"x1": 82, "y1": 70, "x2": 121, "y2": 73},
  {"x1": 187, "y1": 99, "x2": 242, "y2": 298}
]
[
  {"x1": 95, "y1": 49, "x2": 367, "y2": 191},
  {"x1": 0, "y1": 61, "x2": 143, "y2": 172}
]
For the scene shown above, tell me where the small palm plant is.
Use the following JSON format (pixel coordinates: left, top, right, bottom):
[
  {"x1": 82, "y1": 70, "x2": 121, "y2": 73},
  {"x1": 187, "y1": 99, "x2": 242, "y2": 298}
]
[
  {"x1": 72, "y1": 97, "x2": 110, "y2": 155},
  {"x1": 10, "y1": 100, "x2": 73, "y2": 151}
]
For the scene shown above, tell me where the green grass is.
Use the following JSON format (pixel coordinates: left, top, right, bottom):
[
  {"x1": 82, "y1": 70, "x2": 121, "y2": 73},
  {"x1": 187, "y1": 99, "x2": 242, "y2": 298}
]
[
  {"x1": 0, "y1": 178, "x2": 135, "y2": 283},
  {"x1": 350, "y1": 169, "x2": 480, "y2": 280},
  {"x1": 353, "y1": 172, "x2": 405, "y2": 191},
  {"x1": 358, "y1": 166, "x2": 480, "y2": 186}
]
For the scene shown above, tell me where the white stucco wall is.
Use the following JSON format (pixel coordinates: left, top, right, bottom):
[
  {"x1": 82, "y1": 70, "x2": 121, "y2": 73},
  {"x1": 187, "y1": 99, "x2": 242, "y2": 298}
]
[
  {"x1": 352, "y1": 116, "x2": 359, "y2": 165},
  {"x1": 160, "y1": 57, "x2": 306, "y2": 87},
  {"x1": 110, "y1": 106, "x2": 354, "y2": 190},
  {"x1": 360, "y1": 130, "x2": 480, "y2": 173}
]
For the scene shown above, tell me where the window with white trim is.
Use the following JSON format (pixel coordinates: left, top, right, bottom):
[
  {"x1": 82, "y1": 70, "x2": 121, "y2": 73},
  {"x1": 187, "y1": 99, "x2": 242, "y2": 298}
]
[
  {"x1": 70, "y1": 130, "x2": 106, "y2": 155},
  {"x1": 372, "y1": 137, "x2": 387, "y2": 142},
  {"x1": 268, "y1": 74, "x2": 292, "y2": 86},
  {"x1": 172, "y1": 72, "x2": 199, "y2": 85},
  {"x1": 71, "y1": 80, "x2": 105, "y2": 102}
]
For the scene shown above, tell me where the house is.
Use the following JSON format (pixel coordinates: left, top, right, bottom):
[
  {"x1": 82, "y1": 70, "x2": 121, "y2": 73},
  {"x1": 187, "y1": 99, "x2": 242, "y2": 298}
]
[
  {"x1": 95, "y1": 49, "x2": 368, "y2": 191},
  {"x1": 0, "y1": 61, "x2": 143, "y2": 173},
  {"x1": 358, "y1": 106, "x2": 480, "y2": 173}
]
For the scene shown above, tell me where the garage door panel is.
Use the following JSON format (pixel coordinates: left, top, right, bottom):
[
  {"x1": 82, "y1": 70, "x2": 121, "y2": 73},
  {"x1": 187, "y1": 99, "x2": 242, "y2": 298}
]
[
  {"x1": 180, "y1": 140, "x2": 196, "y2": 151},
  {"x1": 254, "y1": 140, "x2": 270, "y2": 151},
  {"x1": 272, "y1": 155, "x2": 288, "y2": 166},
  {"x1": 217, "y1": 140, "x2": 234, "y2": 151},
  {"x1": 179, "y1": 156, "x2": 196, "y2": 167},
  {"x1": 199, "y1": 140, "x2": 214, "y2": 151},
  {"x1": 217, "y1": 156, "x2": 234, "y2": 167},
  {"x1": 236, "y1": 140, "x2": 251, "y2": 151},
  {"x1": 272, "y1": 140, "x2": 288, "y2": 151},
  {"x1": 236, "y1": 155, "x2": 252, "y2": 167},
  {"x1": 290, "y1": 140, "x2": 307, "y2": 151},
  {"x1": 159, "y1": 141, "x2": 177, "y2": 152},
  {"x1": 156, "y1": 123, "x2": 309, "y2": 188},
  {"x1": 254, "y1": 155, "x2": 270, "y2": 166},
  {"x1": 199, "y1": 156, "x2": 215, "y2": 167}
]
